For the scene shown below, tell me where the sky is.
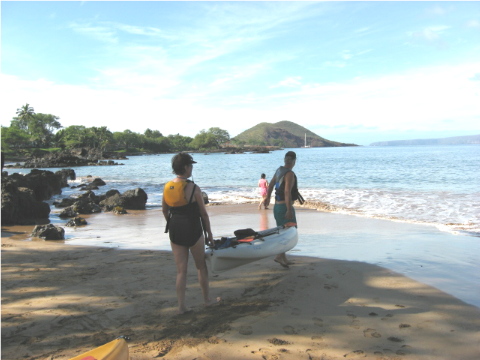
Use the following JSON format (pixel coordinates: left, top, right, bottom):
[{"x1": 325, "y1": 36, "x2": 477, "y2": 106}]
[{"x1": 1, "y1": 1, "x2": 479, "y2": 146}]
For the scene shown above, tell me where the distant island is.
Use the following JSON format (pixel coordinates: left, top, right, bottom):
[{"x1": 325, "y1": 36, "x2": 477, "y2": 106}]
[
  {"x1": 233, "y1": 120, "x2": 358, "y2": 148},
  {"x1": 370, "y1": 134, "x2": 480, "y2": 147}
]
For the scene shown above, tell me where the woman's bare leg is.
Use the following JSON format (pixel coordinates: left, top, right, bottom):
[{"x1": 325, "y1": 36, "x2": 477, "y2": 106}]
[
  {"x1": 171, "y1": 241, "x2": 190, "y2": 314},
  {"x1": 190, "y1": 235, "x2": 218, "y2": 306}
]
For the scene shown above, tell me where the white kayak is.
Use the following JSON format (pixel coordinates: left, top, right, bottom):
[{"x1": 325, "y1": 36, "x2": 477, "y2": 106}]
[{"x1": 205, "y1": 225, "x2": 298, "y2": 272}]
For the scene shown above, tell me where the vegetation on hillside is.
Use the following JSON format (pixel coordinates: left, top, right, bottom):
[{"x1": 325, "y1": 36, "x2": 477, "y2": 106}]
[
  {"x1": 232, "y1": 120, "x2": 357, "y2": 147},
  {"x1": 2, "y1": 104, "x2": 356, "y2": 160},
  {"x1": 1, "y1": 104, "x2": 231, "y2": 158}
]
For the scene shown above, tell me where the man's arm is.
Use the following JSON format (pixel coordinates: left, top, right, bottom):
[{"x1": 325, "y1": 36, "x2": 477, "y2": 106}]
[
  {"x1": 284, "y1": 171, "x2": 294, "y2": 220},
  {"x1": 264, "y1": 175, "x2": 276, "y2": 208}
]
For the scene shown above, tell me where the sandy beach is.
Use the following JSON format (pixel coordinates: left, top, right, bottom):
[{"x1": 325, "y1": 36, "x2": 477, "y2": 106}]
[{"x1": 2, "y1": 205, "x2": 480, "y2": 360}]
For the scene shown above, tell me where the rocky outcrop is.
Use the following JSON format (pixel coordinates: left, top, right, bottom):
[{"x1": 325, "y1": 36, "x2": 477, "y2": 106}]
[
  {"x1": 2, "y1": 166, "x2": 148, "y2": 226},
  {"x1": 1, "y1": 183, "x2": 51, "y2": 225},
  {"x1": 1, "y1": 169, "x2": 74, "y2": 225},
  {"x1": 98, "y1": 188, "x2": 147, "y2": 211},
  {"x1": 56, "y1": 188, "x2": 147, "y2": 217},
  {"x1": 6, "y1": 169, "x2": 75, "y2": 201},
  {"x1": 121, "y1": 188, "x2": 148, "y2": 210},
  {"x1": 65, "y1": 217, "x2": 88, "y2": 227},
  {"x1": 99, "y1": 193, "x2": 126, "y2": 211},
  {"x1": 18, "y1": 148, "x2": 127, "y2": 168},
  {"x1": 31, "y1": 224, "x2": 65, "y2": 240}
]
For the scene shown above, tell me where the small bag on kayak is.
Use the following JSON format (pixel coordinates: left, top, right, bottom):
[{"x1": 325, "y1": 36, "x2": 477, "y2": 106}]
[
  {"x1": 234, "y1": 228, "x2": 258, "y2": 240},
  {"x1": 213, "y1": 237, "x2": 239, "y2": 249}
]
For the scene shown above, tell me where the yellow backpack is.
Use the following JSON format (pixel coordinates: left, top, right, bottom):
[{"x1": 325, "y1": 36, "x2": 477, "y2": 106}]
[{"x1": 163, "y1": 180, "x2": 189, "y2": 207}]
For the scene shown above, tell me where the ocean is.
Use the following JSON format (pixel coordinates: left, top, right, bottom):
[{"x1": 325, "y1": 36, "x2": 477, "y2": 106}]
[
  {"x1": 7, "y1": 145, "x2": 480, "y2": 307},
  {"x1": 32, "y1": 145, "x2": 479, "y2": 236}
]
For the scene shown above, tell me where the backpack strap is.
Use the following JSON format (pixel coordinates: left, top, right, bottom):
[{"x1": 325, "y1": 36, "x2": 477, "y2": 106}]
[{"x1": 188, "y1": 183, "x2": 197, "y2": 204}]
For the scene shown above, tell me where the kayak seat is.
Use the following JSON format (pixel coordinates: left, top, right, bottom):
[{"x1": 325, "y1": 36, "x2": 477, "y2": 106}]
[{"x1": 234, "y1": 228, "x2": 258, "y2": 239}]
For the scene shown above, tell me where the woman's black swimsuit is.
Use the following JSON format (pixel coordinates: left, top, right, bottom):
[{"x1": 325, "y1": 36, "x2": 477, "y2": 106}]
[{"x1": 165, "y1": 184, "x2": 203, "y2": 247}]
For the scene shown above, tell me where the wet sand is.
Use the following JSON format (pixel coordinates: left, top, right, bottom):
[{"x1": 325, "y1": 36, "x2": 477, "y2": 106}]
[{"x1": 2, "y1": 205, "x2": 480, "y2": 359}]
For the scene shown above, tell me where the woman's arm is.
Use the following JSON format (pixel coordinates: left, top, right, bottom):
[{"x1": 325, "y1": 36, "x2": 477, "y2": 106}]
[
  {"x1": 162, "y1": 196, "x2": 170, "y2": 221},
  {"x1": 194, "y1": 185, "x2": 214, "y2": 246}
]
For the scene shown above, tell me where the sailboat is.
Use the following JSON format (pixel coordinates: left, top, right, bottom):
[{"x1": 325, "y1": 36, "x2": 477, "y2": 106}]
[{"x1": 302, "y1": 133, "x2": 311, "y2": 148}]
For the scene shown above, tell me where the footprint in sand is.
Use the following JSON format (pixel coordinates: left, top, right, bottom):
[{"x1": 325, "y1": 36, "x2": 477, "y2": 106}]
[
  {"x1": 258, "y1": 348, "x2": 281, "y2": 360},
  {"x1": 350, "y1": 319, "x2": 361, "y2": 329},
  {"x1": 323, "y1": 283, "x2": 338, "y2": 290},
  {"x1": 344, "y1": 350, "x2": 365, "y2": 358},
  {"x1": 238, "y1": 326, "x2": 253, "y2": 335},
  {"x1": 363, "y1": 328, "x2": 382, "y2": 338},
  {"x1": 291, "y1": 308, "x2": 301, "y2": 316},
  {"x1": 387, "y1": 336, "x2": 404, "y2": 343},
  {"x1": 283, "y1": 325, "x2": 296, "y2": 334},
  {"x1": 397, "y1": 344, "x2": 413, "y2": 355},
  {"x1": 381, "y1": 313, "x2": 394, "y2": 320},
  {"x1": 347, "y1": 312, "x2": 357, "y2": 319},
  {"x1": 313, "y1": 317, "x2": 323, "y2": 327}
]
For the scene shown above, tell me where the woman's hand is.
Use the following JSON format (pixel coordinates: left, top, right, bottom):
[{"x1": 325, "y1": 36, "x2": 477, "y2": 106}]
[{"x1": 206, "y1": 233, "x2": 214, "y2": 246}]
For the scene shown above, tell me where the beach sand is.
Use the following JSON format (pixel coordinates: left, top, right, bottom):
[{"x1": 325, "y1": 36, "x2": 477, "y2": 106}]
[{"x1": 2, "y1": 204, "x2": 480, "y2": 360}]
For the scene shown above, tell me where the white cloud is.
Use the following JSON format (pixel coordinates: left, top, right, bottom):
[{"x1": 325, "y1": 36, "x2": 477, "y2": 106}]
[
  {"x1": 69, "y1": 22, "x2": 118, "y2": 44},
  {"x1": 410, "y1": 25, "x2": 451, "y2": 42},
  {"x1": 466, "y1": 20, "x2": 480, "y2": 29},
  {"x1": 2, "y1": 62, "x2": 478, "y2": 140},
  {"x1": 271, "y1": 76, "x2": 303, "y2": 89}
]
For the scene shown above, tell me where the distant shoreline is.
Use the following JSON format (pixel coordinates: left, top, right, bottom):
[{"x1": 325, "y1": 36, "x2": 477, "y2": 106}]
[{"x1": 370, "y1": 134, "x2": 480, "y2": 146}]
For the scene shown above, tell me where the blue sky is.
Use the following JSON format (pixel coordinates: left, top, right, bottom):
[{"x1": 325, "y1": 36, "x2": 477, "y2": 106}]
[{"x1": 1, "y1": 1, "x2": 479, "y2": 145}]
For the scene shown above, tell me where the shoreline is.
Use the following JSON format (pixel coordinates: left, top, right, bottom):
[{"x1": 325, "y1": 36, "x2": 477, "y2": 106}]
[
  {"x1": 3, "y1": 204, "x2": 480, "y2": 308},
  {"x1": 2, "y1": 205, "x2": 480, "y2": 359}
]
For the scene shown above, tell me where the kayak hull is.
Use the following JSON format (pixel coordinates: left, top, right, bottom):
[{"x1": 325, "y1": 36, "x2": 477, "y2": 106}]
[
  {"x1": 69, "y1": 338, "x2": 129, "y2": 360},
  {"x1": 206, "y1": 226, "x2": 298, "y2": 272}
]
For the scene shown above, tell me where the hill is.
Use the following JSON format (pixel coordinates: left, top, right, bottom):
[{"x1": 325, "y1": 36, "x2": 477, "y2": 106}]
[
  {"x1": 232, "y1": 121, "x2": 357, "y2": 148},
  {"x1": 370, "y1": 134, "x2": 480, "y2": 146}
]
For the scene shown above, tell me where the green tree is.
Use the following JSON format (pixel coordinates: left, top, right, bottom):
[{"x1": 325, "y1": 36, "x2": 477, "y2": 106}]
[
  {"x1": 190, "y1": 130, "x2": 217, "y2": 150},
  {"x1": 113, "y1": 130, "x2": 141, "y2": 151},
  {"x1": 144, "y1": 128, "x2": 163, "y2": 138},
  {"x1": 30, "y1": 113, "x2": 62, "y2": 147},
  {"x1": 10, "y1": 104, "x2": 62, "y2": 147},
  {"x1": 208, "y1": 127, "x2": 230, "y2": 148},
  {"x1": 13, "y1": 103, "x2": 35, "y2": 130},
  {"x1": 190, "y1": 127, "x2": 230, "y2": 150},
  {"x1": 55, "y1": 125, "x2": 89, "y2": 148},
  {"x1": 88, "y1": 126, "x2": 113, "y2": 150},
  {"x1": 143, "y1": 137, "x2": 170, "y2": 153},
  {"x1": 167, "y1": 134, "x2": 193, "y2": 152},
  {"x1": 1, "y1": 126, "x2": 30, "y2": 151}
]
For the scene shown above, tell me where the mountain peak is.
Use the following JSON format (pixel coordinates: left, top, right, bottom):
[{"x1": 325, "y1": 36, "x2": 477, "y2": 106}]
[{"x1": 232, "y1": 120, "x2": 357, "y2": 148}]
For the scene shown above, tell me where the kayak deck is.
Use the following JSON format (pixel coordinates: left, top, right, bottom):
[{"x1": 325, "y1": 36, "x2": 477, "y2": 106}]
[{"x1": 206, "y1": 225, "x2": 298, "y2": 272}]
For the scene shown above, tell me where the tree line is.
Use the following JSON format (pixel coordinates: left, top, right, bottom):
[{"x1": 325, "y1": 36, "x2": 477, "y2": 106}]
[{"x1": 1, "y1": 104, "x2": 232, "y2": 155}]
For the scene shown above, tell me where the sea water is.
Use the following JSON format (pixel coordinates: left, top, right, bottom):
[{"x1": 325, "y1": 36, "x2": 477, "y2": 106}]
[
  {"x1": 29, "y1": 145, "x2": 479, "y2": 236},
  {"x1": 7, "y1": 145, "x2": 480, "y2": 307}
]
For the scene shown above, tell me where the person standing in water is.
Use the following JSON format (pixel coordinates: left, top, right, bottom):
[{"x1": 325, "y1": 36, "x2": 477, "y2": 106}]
[
  {"x1": 162, "y1": 152, "x2": 218, "y2": 314},
  {"x1": 258, "y1": 173, "x2": 269, "y2": 210},
  {"x1": 265, "y1": 151, "x2": 298, "y2": 268}
]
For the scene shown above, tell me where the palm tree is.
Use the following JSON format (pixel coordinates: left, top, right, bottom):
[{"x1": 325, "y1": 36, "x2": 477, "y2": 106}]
[{"x1": 15, "y1": 103, "x2": 35, "y2": 129}]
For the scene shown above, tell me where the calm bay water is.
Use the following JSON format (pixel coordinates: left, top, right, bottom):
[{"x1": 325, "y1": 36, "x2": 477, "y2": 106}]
[{"x1": 7, "y1": 145, "x2": 480, "y2": 307}]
